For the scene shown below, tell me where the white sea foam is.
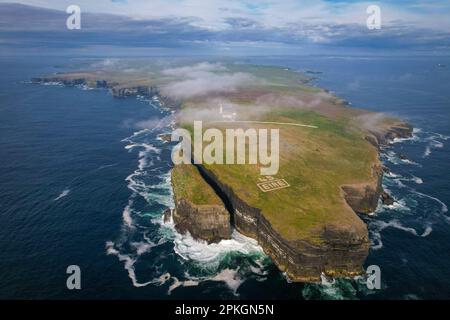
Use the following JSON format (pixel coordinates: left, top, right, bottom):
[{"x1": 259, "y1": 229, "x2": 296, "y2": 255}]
[
  {"x1": 169, "y1": 268, "x2": 246, "y2": 296},
  {"x1": 98, "y1": 163, "x2": 118, "y2": 170},
  {"x1": 125, "y1": 170, "x2": 173, "y2": 208},
  {"x1": 391, "y1": 135, "x2": 419, "y2": 144},
  {"x1": 412, "y1": 190, "x2": 448, "y2": 213},
  {"x1": 385, "y1": 171, "x2": 400, "y2": 178},
  {"x1": 393, "y1": 179, "x2": 406, "y2": 188},
  {"x1": 423, "y1": 146, "x2": 432, "y2": 157},
  {"x1": 54, "y1": 189, "x2": 70, "y2": 201},
  {"x1": 106, "y1": 239, "x2": 170, "y2": 288},
  {"x1": 105, "y1": 241, "x2": 154, "y2": 287},
  {"x1": 166, "y1": 268, "x2": 246, "y2": 296},
  {"x1": 125, "y1": 142, "x2": 160, "y2": 153},
  {"x1": 370, "y1": 231, "x2": 383, "y2": 250},
  {"x1": 157, "y1": 224, "x2": 266, "y2": 295},
  {"x1": 167, "y1": 277, "x2": 200, "y2": 295},
  {"x1": 430, "y1": 140, "x2": 444, "y2": 148},
  {"x1": 385, "y1": 199, "x2": 410, "y2": 212},
  {"x1": 422, "y1": 131, "x2": 447, "y2": 157},
  {"x1": 122, "y1": 201, "x2": 134, "y2": 228},
  {"x1": 173, "y1": 229, "x2": 263, "y2": 264},
  {"x1": 320, "y1": 273, "x2": 336, "y2": 286},
  {"x1": 400, "y1": 158, "x2": 420, "y2": 166},
  {"x1": 411, "y1": 175, "x2": 423, "y2": 184},
  {"x1": 306, "y1": 273, "x2": 359, "y2": 300},
  {"x1": 131, "y1": 240, "x2": 156, "y2": 256},
  {"x1": 371, "y1": 219, "x2": 432, "y2": 239},
  {"x1": 421, "y1": 226, "x2": 433, "y2": 237},
  {"x1": 210, "y1": 268, "x2": 244, "y2": 295},
  {"x1": 121, "y1": 129, "x2": 150, "y2": 143}
]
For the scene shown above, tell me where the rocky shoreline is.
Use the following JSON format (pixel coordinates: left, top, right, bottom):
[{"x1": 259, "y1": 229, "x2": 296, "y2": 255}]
[{"x1": 31, "y1": 75, "x2": 181, "y2": 109}]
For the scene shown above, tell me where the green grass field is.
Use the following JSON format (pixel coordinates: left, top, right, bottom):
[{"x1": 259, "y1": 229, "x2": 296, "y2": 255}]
[{"x1": 172, "y1": 164, "x2": 223, "y2": 206}]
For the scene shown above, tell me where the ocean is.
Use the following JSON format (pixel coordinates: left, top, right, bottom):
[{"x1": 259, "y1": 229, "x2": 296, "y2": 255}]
[{"x1": 0, "y1": 55, "x2": 449, "y2": 299}]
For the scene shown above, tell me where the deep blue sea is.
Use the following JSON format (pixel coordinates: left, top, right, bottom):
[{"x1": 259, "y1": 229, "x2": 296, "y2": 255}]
[{"x1": 0, "y1": 55, "x2": 449, "y2": 299}]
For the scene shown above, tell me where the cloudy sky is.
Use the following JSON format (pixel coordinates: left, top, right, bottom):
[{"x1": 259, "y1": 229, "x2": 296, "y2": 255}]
[{"x1": 0, "y1": 0, "x2": 449, "y2": 55}]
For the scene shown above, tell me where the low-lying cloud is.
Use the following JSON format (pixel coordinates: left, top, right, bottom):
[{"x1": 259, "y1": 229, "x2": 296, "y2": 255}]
[
  {"x1": 160, "y1": 63, "x2": 255, "y2": 99},
  {"x1": 354, "y1": 113, "x2": 388, "y2": 133}
]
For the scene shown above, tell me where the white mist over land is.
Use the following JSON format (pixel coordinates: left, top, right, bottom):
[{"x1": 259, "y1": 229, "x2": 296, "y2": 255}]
[
  {"x1": 152, "y1": 62, "x2": 338, "y2": 124},
  {"x1": 355, "y1": 113, "x2": 391, "y2": 133},
  {"x1": 159, "y1": 63, "x2": 257, "y2": 101}
]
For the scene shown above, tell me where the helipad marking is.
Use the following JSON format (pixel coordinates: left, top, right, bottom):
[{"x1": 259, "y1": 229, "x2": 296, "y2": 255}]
[{"x1": 257, "y1": 176, "x2": 290, "y2": 192}]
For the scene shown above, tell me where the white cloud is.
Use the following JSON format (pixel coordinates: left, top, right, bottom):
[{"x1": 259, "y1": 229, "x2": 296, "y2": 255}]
[
  {"x1": 160, "y1": 63, "x2": 255, "y2": 99},
  {"x1": 4, "y1": 0, "x2": 450, "y2": 30}
]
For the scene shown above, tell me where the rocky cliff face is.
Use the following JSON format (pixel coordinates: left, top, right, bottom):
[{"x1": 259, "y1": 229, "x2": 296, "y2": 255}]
[
  {"x1": 368, "y1": 122, "x2": 414, "y2": 147},
  {"x1": 170, "y1": 165, "x2": 231, "y2": 244},
  {"x1": 347, "y1": 122, "x2": 413, "y2": 213},
  {"x1": 171, "y1": 198, "x2": 231, "y2": 244},
  {"x1": 341, "y1": 164, "x2": 383, "y2": 214}
]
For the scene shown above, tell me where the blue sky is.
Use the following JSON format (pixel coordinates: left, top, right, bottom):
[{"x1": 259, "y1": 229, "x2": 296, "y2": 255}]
[{"x1": 0, "y1": 0, "x2": 449, "y2": 55}]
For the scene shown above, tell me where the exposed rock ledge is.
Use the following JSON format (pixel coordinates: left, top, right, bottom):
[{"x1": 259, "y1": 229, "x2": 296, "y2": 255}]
[
  {"x1": 171, "y1": 198, "x2": 231, "y2": 244},
  {"x1": 169, "y1": 164, "x2": 231, "y2": 244}
]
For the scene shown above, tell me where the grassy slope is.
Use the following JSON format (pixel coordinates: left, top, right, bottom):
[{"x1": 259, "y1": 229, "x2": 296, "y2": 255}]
[{"x1": 172, "y1": 164, "x2": 223, "y2": 206}]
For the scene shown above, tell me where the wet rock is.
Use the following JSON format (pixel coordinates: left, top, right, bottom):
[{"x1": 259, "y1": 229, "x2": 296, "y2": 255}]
[
  {"x1": 163, "y1": 208, "x2": 172, "y2": 224},
  {"x1": 173, "y1": 199, "x2": 231, "y2": 244},
  {"x1": 381, "y1": 191, "x2": 395, "y2": 206},
  {"x1": 158, "y1": 134, "x2": 172, "y2": 143}
]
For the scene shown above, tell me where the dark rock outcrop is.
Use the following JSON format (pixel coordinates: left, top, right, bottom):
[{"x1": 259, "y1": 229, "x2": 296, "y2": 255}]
[
  {"x1": 369, "y1": 122, "x2": 414, "y2": 146},
  {"x1": 172, "y1": 198, "x2": 231, "y2": 244},
  {"x1": 341, "y1": 164, "x2": 383, "y2": 214},
  {"x1": 163, "y1": 208, "x2": 172, "y2": 223},
  {"x1": 381, "y1": 191, "x2": 394, "y2": 206}
]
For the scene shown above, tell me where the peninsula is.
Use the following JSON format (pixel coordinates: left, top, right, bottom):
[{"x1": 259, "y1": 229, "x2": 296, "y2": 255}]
[{"x1": 33, "y1": 62, "x2": 412, "y2": 282}]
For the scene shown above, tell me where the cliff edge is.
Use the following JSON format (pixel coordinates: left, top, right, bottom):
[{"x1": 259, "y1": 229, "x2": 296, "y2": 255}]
[{"x1": 171, "y1": 164, "x2": 231, "y2": 244}]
